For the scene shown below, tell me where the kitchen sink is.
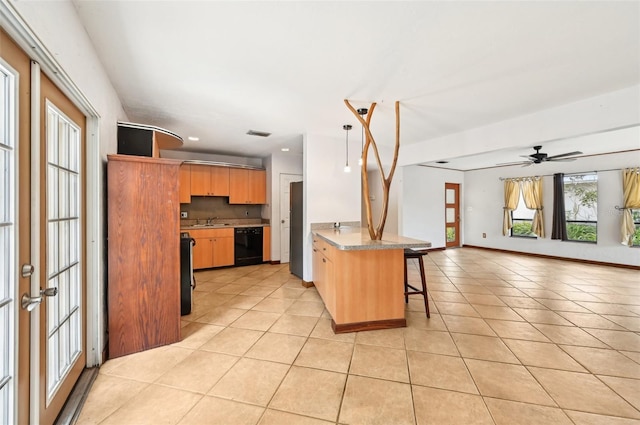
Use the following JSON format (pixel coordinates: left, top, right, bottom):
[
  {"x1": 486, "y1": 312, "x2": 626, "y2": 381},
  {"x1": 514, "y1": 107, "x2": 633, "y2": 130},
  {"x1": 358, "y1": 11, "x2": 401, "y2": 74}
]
[{"x1": 187, "y1": 223, "x2": 231, "y2": 228}]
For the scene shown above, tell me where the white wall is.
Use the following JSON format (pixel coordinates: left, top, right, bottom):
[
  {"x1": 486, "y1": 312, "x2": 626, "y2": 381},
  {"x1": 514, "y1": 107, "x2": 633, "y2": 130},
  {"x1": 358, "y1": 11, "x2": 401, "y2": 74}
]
[
  {"x1": 465, "y1": 149, "x2": 640, "y2": 266},
  {"x1": 10, "y1": 0, "x2": 127, "y2": 365},
  {"x1": 303, "y1": 133, "x2": 361, "y2": 281},
  {"x1": 267, "y1": 150, "x2": 303, "y2": 262},
  {"x1": 401, "y1": 166, "x2": 465, "y2": 248}
]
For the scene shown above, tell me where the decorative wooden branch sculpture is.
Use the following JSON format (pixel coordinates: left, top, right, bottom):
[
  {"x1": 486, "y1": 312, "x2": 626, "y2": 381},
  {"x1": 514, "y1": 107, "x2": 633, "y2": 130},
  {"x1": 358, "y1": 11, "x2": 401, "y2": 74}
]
[{"x1": 344, "y1": 99, "x2": 401, "y2": 240}]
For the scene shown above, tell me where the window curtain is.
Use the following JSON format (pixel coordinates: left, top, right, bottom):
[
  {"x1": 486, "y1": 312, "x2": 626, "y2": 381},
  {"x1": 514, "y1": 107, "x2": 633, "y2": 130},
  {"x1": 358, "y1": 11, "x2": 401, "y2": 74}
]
[
  {"x1": 551, "y1": 173, "x2": 567, "y2": 240},
  {"x1": 621, "y1": 167, "x2": 640, "y2": 245},
  {"x1": 502, "y1": 179, "x2": 520, "y2": 236},
  {"x1": 520, "y1": 178, "x2": 545, "y2": 238}
]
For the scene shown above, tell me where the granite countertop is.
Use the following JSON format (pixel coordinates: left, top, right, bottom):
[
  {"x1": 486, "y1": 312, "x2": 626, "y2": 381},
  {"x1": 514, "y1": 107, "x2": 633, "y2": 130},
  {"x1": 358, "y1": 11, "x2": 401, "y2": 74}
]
[
  {"x1": 314, "y1": 227, "x2": 431, "y2": 251},
  {"x1": 181, "y1": 223, "x2": 269, "y2": 230}
]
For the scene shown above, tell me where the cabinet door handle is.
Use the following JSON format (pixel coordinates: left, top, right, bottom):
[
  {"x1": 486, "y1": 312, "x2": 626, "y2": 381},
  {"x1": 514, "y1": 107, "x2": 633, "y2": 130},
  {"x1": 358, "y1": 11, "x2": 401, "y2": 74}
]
[{"x1": 322, "y1": 258, "x2": 326, "y2": 263}]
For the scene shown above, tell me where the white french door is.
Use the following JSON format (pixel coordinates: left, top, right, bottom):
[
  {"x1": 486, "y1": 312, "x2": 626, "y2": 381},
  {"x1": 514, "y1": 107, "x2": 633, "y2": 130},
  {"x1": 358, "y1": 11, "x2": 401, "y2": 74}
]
[{"x1": 0, "y1": 57, "x2": 18, "y2": 425}]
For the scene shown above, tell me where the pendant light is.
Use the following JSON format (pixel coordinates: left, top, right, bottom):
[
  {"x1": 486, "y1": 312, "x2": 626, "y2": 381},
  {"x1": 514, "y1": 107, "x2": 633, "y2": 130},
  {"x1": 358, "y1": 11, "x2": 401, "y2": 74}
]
[
  {"x1": 343, "y1": 124, "x2": 352, "y2": 173},
  {"x1": 357, "y1": 108, "x2": 368, "y2": 166}
]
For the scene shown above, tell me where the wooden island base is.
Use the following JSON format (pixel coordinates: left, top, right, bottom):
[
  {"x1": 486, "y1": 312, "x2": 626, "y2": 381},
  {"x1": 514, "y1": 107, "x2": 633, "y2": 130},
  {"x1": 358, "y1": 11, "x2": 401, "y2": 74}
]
[{"x1": 312, "y1": 228, "x2": 430, "y2": 333}]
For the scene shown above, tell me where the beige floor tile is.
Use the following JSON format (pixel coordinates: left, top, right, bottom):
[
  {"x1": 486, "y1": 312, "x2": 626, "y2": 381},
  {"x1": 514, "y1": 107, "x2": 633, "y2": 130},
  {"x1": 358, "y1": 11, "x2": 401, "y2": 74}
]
[
  {"x1": 268, "y1": 287, "x2": 306, "y2": 299},
  {"x1": 195, "y1": 306, "x2": 248, "y2": 326},
  {"x1": 270, "y1": 366, "x2": 346, "y2": 421},
  {"x1": 532, "y1": 324, "x2": 609, "y2": 348},
  {"x1": 521, "y1": 289, "x2": 567, "y2": 299},
  {"x1": 429, "y1": 291, "x2": 468, "y2": 303},
  {"x1": 584, "y1": 328, "x2": 640, "y2": 351},
  {"x1": 484, "y1": 397, "x2": 573, "y2": 425},
  {"x1": 75, "y1": 375, "x2": 148, "y2": 425},
  {"x1": 240, "y1": 285, "x2": 277, "y2": 297},
  {"x1": 404, "y1": 328, "x2": 459, "y2": 356},
  {"x1": 603, "y1": 315, "x2": 640, "y2": 332},
  {"x1": 472, "y1": 304, "x2": 524, "y2": 321},
  {"x1": 560, "y1": 345, "x2": 640, "y2": 378},
  {"x1": 556, "y1": 311, "x2": 626, "y2": 330},
  {"x1": 101, "y1": 384, "x2": 202, "y2": 425},
  {"x1": 453, "y1": 284, "x2": 495, "y2": 295},
  {"x1": 465, "y1": 359, "x2": 555, "y2": 405},
  {"x1": 433, "y1": 301, "x2": 481, "y2": 317},
  {"x1": 209, "y1": 358, "x2": 289, "y2": 406},
  {"x1": 339, "y1": 375, "x2": 415, "y2": 425},
  {"x1": 258, "y1": 409, "x2": 334, "y2": 425},
  {"x1": 309, "y1": 318, "x2": 356, "y2": 343},
  {"x1": 229, "y1": 310, "x2": 281, "y2": 331},
  {"x1": 171, "y1": 322, "x2": 225, "y2": 349},
  {"x1": 597, "y1": 375, "x2": 640, "y2": 411},
  {"x1": 620, "y1": 350, "x2": 640, "y2": 363},
  {"x1": 349, "y1": 343, "x2": 409, "y2": 382},
  {"x1": 406, "y1": 311, "x2": 448, "y2": 331},
  {"x1": 564, "y1": 410, "x2": 640, "y2": 425},
  {"x1": 156, "y1": 350, "x2": 239, "y2": 393},
  {"x1": 535, "y1": 298, "x2": 592, "y2": 313},
  {"x1": 224, "y1": 295, "x2": 265, "y2": 310},
  {"x1": 200, "y1": 327, "x2": 264, "y2": 356},
  {"x1": 103, "y1": 346, "x2": 193, "y2": 383},
  {"x1": 554, "y1": 291, "x2": 603, "y2": 303},
  {"x1": 285, "y1": 300, "x2": 326, "y2": 317},
  {"x1": 498, "y1": 296, "x2": 545, "y2": 309},
  {"x1": 576, "y1": 302, "x2": 638, "y2": 316},
  {"x1": 245, "y1": 332, "x2": 306, "y2": 364},
  {"x1": 512, "y1": 308, "x2": 573, "y2": 325},
  {"x1": 269, "y1": 314, "x2": 319, "y2": 336},
  {"x1": 441, "y1": 315, "x2": 496, "y2": 336},
  {"x1": 452, "y1": 333, "x2": 520, "y2": 364},
  {"x1": 528, "y1": 367, "x2": 640, "y2": 419},
  {"x1": 294, "y1": 337, "x2": 353, "y2": 373},
  {"x1": 502, "y1": 339, "x2": 587, "y2": 372},
  {"x1": 488, "y1": 287, "x2": 526, "y2": 296},
  {"x1": 408, "y1": 351, "x2": 477, "y2": 394},
  {"x1": 177, "y1": 395, "x2": 264, "y2": 425},
  {"x1": 463, "y1": 293, "x2": 507, "y2": 306},
  {"x1": 412, "y1": 385, "x2": 494, "y2": 425},
  {"x1": 251, "y1": 297, "x2": 296, "y2": 313},
  {"x1": 485, "y1": 319, "x2": 551, "y2": 342},
  {"x1": 354, "y1": 327, "x2": 406, "y2": 349},
  {"x1": 216, "y1": 283, "x2": 255, "y2": 295}
]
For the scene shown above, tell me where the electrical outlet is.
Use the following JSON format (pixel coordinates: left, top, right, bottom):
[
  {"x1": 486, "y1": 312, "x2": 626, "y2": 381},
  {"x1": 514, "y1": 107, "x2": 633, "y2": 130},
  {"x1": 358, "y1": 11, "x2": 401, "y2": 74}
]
[
  {"x1": 482, "y1": 233, "x2": 486, "y2": 238},
  {"x1": 180, "y1": 211, "x2": 188, "y2": 218}
]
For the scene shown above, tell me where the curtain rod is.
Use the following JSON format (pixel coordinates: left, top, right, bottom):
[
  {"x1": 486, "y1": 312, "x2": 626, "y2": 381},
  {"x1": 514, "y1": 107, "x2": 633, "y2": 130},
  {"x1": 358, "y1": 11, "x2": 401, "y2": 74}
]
[{"x1": 499, "y1": 167, "x2": 639, "y2": 181}]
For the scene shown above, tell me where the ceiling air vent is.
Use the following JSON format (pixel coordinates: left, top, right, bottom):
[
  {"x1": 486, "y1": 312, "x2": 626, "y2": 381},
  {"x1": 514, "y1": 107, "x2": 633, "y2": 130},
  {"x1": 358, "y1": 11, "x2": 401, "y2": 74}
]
[{"x1": 246, "y1": 129, "x2": 271, "y2": 137}]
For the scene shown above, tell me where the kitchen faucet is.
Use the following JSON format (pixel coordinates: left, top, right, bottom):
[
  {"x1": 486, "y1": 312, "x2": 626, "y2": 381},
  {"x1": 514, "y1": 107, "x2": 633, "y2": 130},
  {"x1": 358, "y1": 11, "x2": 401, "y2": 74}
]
[{"x1": 206, "y1": 216, "x2": 218, "y2": 225}]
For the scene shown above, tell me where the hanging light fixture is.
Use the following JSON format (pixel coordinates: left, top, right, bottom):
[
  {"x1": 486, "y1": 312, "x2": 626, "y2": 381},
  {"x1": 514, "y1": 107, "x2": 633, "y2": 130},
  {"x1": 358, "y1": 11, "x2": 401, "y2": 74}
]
[
  {"x1": 357, "y1": 108, "x2": 368, "y2": 166},
  {"x1": 343, "y1": 124, "x2": 352, "y2": 173}
]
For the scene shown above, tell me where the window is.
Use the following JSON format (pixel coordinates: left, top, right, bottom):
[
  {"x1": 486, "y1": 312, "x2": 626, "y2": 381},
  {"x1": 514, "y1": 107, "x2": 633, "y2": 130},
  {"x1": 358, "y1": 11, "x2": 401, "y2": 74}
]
[
  {"x1": 632, "y1": 209, "x2": 640, "y2": 247},
  {"x1": 511, "y1": 191, "x2": 536, "y2": 238},
  {"x1": 563, "y1": 173, "x2": 597, "y2": 242}
]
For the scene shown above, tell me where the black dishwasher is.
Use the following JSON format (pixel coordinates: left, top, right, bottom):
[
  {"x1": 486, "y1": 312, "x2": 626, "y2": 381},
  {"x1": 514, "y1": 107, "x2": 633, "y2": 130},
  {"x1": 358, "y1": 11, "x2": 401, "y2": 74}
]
[{"x1": 234, "y1": 227, "x2": 263, "y2": 266}]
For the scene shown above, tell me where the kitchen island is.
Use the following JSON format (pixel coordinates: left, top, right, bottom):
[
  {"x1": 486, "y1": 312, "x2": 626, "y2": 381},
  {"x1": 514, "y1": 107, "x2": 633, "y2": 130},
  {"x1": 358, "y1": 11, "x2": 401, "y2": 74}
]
[{"x1": 312, "y1": 227, "x2": 431, "y2": 333}]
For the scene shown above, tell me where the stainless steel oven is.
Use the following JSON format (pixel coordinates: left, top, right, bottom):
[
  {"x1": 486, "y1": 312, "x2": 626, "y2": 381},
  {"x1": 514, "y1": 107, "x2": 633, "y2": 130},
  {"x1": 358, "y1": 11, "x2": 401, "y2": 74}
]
[{"x1": 234, "y1": 227, "x2": 263, "y2": 266}]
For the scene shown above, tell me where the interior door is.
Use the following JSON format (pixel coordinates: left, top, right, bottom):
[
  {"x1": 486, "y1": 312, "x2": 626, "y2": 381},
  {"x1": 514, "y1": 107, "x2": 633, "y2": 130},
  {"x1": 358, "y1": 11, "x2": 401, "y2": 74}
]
[
  {"x1": 279, "y1": 173, "x2": 302, "y2": 263},
  {"x1": 38, "y1": 72, "x2": 86, "y2": 425},
  {"x1": 1, "y1": 28, "x2": 33, "y2": 425},
  {"x1": 445, "y1": 183, "x2": 460, "y2": 248}
]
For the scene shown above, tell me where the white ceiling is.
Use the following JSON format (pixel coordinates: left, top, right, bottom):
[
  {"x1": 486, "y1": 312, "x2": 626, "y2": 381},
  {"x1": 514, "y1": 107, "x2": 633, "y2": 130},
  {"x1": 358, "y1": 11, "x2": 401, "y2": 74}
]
[{"x1": 71, "y1": 1, "x2": 640, "y2": 166}]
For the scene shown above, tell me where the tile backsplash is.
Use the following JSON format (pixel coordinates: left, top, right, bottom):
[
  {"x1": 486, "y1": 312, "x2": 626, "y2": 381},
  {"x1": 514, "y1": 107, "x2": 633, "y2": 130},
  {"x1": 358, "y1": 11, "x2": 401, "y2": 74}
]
[{"x1": 180, "y1": 196, "x2": 262, "y2": 220}]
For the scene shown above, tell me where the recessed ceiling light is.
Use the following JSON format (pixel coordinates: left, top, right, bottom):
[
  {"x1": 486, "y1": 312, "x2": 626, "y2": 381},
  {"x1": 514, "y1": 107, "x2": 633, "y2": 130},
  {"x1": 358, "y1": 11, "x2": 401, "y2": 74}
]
[
  {"x1": 281, "y1": 148, "x2": 290, "y2": 152},
  {"x1": 436, "y1": 160, "x2": 449, "y2": 164},
  {"x1": 187, "y1": 136, "x2": 199, "y2": 141}
]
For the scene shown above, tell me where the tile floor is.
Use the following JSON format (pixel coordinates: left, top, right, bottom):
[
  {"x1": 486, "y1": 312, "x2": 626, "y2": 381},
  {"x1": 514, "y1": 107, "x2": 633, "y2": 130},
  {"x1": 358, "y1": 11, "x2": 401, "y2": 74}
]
[{"x1": 76, "y1": 248, "x2": 640, "y2": 424}]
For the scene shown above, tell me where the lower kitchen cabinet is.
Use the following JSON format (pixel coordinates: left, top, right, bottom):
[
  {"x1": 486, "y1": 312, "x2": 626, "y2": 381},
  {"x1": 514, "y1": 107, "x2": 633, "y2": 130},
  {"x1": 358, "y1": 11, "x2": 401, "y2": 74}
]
[
  {"x1": 191, "y1": 228, "x2": 234, "y2": 269},
  {"x1": 263, "y1": 226, "x2": 271, "y2": 262}
]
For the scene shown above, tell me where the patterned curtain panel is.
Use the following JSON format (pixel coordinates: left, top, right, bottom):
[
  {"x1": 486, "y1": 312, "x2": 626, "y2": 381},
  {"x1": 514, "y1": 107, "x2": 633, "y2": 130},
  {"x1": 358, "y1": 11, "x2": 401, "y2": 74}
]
[
  {"x1": 621, "y1": 167, "x2": 640, "y2": 245},
  {"x1": 502, "y1": 179, "x2": 520, "y2": 236},
  {"x1": 520, "y1": 178, "x2": 545, "y2": 238},
  {"x1": 551, "y1": 173, "x2": 567, "y2": 240}
]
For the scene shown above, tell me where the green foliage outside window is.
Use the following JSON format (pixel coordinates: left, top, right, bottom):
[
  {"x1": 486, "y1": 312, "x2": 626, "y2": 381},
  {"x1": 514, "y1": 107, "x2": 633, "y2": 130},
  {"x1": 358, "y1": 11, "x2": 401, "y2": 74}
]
[
  {"x1": 567, "y1": 222, "x2": 597, "y2": 242},
  {"x1": 511, "y1": 221, "x2": 536, "y2": 237}
]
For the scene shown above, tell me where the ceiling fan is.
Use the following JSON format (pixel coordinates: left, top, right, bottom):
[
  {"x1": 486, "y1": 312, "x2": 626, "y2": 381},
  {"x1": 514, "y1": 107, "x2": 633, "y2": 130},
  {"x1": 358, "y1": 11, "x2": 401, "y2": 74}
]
[{"x1": 498, "y1": 145, "x2": 583, "y2": 166}]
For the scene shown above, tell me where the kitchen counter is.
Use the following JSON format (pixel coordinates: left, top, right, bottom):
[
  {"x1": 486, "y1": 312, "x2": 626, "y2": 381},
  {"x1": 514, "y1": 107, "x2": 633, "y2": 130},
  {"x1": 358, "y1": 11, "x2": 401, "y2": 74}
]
[
  {"x1": 180, "y1": 223, "x2": 269, "y2": 230},
  {"x1": 312, "y1": 227, "x2": 431, "y2": 333},
  {"x1": 314, "y1": 227, "x2": 430, "y2": 251}
]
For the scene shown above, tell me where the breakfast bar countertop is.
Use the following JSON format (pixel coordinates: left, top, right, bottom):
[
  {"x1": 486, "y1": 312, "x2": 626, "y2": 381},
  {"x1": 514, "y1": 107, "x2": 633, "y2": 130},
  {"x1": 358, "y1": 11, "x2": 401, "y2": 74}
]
[{"x1": 314, "y1": 227, "x2": 431, "y2": 251}]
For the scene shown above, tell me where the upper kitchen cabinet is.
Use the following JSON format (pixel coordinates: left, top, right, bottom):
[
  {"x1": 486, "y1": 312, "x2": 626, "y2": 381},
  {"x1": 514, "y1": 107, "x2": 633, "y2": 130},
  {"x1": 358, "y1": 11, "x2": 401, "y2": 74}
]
[
  {"x1": 229, "y1": 168, "x2": 267, "y2": 204},
  {"x1": 179, "y1": 164, "x2": 191, "y2": 203},
  {"x1": 190, "y1": 164, "x2": 230, "y2": 196}
]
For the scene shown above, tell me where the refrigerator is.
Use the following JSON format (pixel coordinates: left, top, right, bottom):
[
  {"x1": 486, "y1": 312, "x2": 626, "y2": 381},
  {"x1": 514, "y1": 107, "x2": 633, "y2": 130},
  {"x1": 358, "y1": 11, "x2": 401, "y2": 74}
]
[{"x1": 289, "y1": 181, "x2": 303, "y2": 278}]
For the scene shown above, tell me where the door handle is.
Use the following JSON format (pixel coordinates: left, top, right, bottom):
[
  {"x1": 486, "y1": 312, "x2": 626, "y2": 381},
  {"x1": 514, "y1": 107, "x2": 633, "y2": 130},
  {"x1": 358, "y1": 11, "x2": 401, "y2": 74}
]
[
  {"x1": 21, "y1": 264, "x2": 34, "y2": 278},
  {"x1": 20, "y1": 287, "x2": 58, "y2": 311}
]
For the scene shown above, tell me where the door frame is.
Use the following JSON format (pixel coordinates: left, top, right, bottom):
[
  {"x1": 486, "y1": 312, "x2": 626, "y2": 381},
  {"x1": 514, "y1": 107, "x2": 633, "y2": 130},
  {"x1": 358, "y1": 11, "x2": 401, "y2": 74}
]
[
  {"x1": 1, "y1": 3, "x2": 102, "y2": 423},
  {"x1": 445, "y1": 182, "x2": 461, "y2": 248}
]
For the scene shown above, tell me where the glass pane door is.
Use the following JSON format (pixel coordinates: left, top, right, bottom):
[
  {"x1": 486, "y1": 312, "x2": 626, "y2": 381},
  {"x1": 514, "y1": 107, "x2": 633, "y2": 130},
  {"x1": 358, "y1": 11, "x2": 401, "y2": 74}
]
[
  {"x1": 45, "y1": 102, "x2": 82, "y2": 404},
  {"x1": 0, "y1": 61, "x2": 17, "y2": 425}
]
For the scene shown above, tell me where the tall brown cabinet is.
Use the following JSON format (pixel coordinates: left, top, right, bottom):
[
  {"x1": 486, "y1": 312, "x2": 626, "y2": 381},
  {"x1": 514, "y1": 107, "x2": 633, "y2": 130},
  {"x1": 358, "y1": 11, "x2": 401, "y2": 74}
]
[{"x1": 107, "y1": 154, "x2": 182, "y2": 358}]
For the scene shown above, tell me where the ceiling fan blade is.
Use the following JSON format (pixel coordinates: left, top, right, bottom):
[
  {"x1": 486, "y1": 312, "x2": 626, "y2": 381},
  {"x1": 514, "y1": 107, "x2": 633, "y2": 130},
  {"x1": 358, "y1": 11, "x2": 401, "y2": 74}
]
[
  {"x1": 547, "y1": 157, "x2": 577, "y2": 162},
  {"x1": 497, "y1": 160, "x2": 532, "y2": 166},
  {"x1": 521, "y1": 162, "x2": 534, "y2": 167},
  {"x1": 546, "y1": 151, "x2": 583, "y2": 160}
]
